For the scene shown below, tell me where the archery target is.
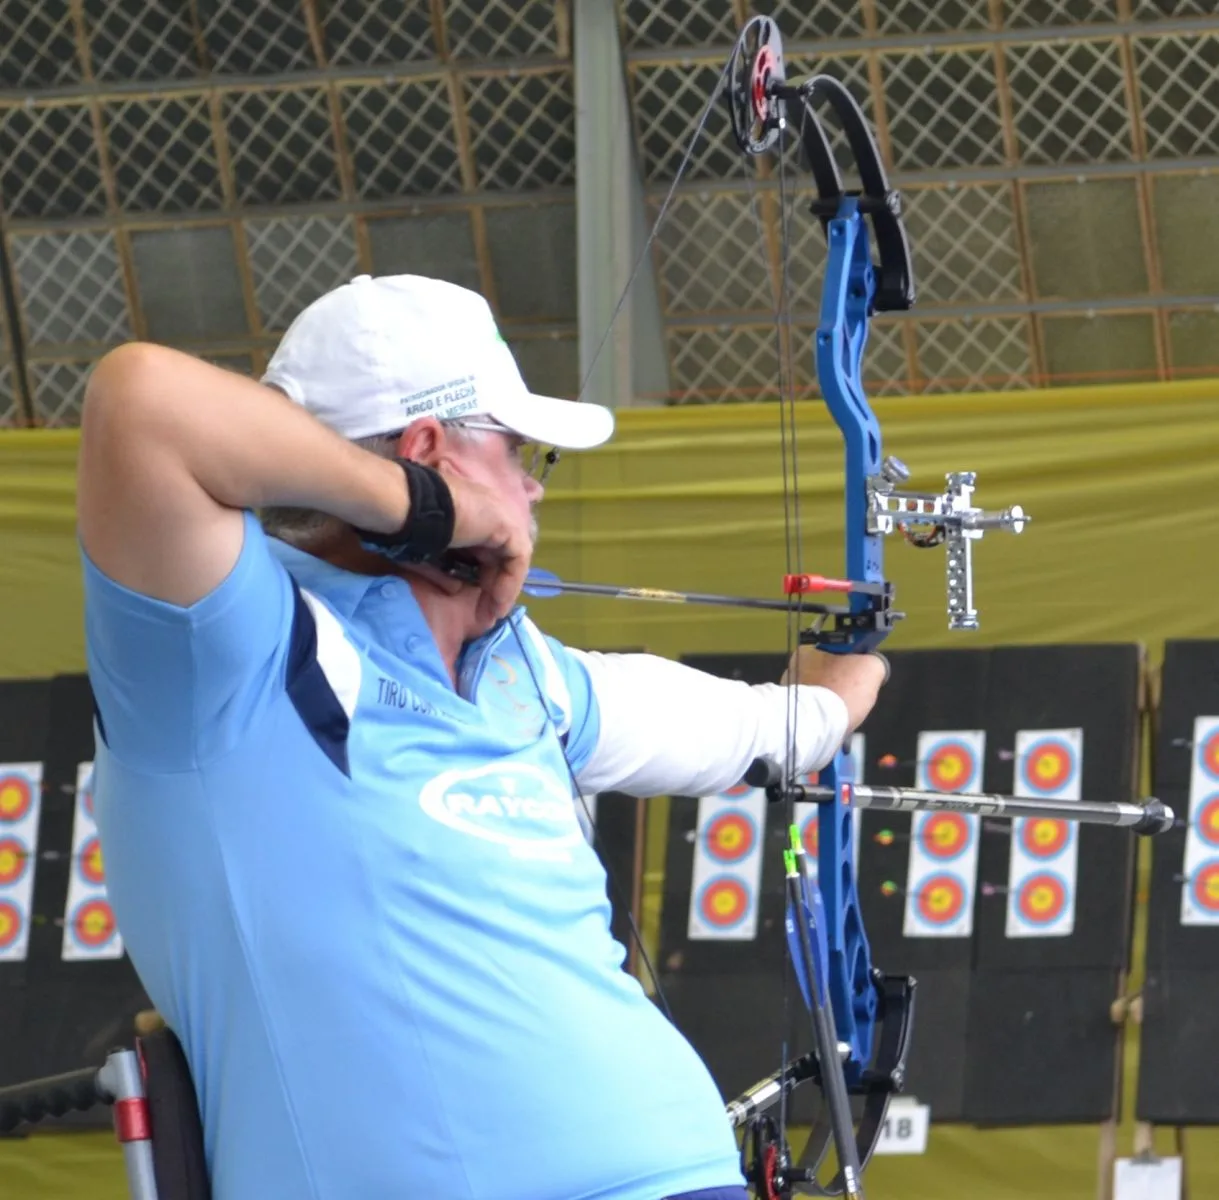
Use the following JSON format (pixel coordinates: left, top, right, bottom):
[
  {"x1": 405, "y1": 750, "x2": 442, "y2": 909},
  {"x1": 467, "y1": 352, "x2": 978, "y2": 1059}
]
[
  {"x1": 916, "y1": 872, "x2": 968, "y2": 926},
  {"x1": 61, "y1": 762, "x2": 123, "y2": 961},
  {"x1": 0, "y1": 763, "x2": 42, "y2": 962},
  {"x1": 688, "y1": 783, "x2": 766, "y2": 941},
  {"x1": 793, "y1": 733, "x2": 864, "y2": 884},
  {"x1": 1006, "y1": 728, "x2": 1082, "y2": 938},
  {"x1": 904, "y1": 731, "x2": 985, "y2": 938},
  {"x1": 1182, "y1": 717, "x2": 1219, "y2": 925}
]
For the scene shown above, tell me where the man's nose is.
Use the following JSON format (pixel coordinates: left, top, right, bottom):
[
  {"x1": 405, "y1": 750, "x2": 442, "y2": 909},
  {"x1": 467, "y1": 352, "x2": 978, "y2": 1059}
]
[{"x1": 525, "y1": 475, "x2": 544, "y2": 503}]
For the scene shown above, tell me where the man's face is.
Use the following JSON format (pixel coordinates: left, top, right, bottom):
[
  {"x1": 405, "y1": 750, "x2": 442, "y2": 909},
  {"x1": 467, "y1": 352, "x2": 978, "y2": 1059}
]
[{"x1": 444, "y1": 426, "x2": 544, "y2": 547}]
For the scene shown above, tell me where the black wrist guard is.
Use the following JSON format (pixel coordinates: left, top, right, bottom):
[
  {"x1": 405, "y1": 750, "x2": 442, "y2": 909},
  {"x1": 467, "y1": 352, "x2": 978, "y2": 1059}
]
[{"x1": 356, "y1": 459, "x2": 455, "y2": 563}]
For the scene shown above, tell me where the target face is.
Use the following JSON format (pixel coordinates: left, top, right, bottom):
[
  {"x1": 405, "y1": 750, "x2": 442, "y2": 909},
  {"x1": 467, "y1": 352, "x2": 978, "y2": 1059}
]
[
  {"x1": 1200, "y1": 731, "x2": 1219, "y2": 782},
  {"x1": 0, "y1": 775, "x2": 32, "y2": 824},
  {"x1": 0, "y1": 837, "x2": 28, "y2": 886},
  {"x1": 917, "y1": 873, "x2": 967, "y2": 925},
  {"x1": 78, "y1": 836, "x2": 106, "y2": 885},
  {"x1": 1194, "y1": 796, "x2": 1219, "y2": 848},
  {"x1": 697, "y1": 877, "x2": 752, "y2": 930},
  {"x1": 703, "y1": 811, "x2": 757, "y2": 864},
  {"x1": 925, "y1": 741, "x2": 977, "y2": 793},
  {"x1": 800, "y1": 812, "x2": 819, "y2": 859},
  {"x1": 1017, "y1": 872, "x2": 1068, "y2": 925},
  {"x1": 1191, "y1": 860, "x2": 1219, "y2": 914},
  {"x1": 1020, "y1": 818, "x2": 1071, "y2": 860},
  {"x1": 71, "y1": 898, "x2": 116, "y2": 949},
  {"x1": 920, "y1": 813, "x2": 972, "y2": 860},
  {"x1": 1020, "y1": 738, "x2": 1076, "y2": 795},
  {"x1": 0, "y1": 900, "x2": 21, "y2": 949}
]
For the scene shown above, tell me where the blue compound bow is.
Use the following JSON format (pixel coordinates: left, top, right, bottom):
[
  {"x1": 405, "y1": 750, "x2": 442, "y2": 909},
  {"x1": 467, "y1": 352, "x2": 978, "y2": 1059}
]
[{"x1": 695, "y1": 16, "x2": 1029, "y2": 1199}]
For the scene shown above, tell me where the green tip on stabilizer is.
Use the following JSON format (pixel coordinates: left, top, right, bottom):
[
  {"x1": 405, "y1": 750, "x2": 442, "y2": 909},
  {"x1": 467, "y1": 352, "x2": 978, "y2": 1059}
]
[
  {"x1": 783, "y1": 849, "x2": 796, "y2": 875},
  {"x1": 788, "y1": 825, "x2": 802, "y2": 854}
]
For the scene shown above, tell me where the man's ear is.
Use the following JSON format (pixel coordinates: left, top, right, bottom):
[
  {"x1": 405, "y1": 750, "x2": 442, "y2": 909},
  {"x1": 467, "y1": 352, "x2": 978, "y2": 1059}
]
[{"x1": 395, "y1": 418, "x2": 444, "y2": 466}]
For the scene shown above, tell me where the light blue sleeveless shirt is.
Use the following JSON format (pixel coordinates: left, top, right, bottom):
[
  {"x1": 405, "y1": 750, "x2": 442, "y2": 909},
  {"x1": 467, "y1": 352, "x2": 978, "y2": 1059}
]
[{"x1": 83, "y1": 513, "x2": 741, "y2": 1200}]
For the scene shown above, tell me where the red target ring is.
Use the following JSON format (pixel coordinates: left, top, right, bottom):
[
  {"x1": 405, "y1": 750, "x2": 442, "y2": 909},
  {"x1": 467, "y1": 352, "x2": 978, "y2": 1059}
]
[
  {"x1": 1020, "y1": 818, "x2": 1071, "y2": 859},
  {"x1": 0, "y1": 837, "x2": 28, "y2": 887},
  {"x1": 0, "y1": 900, "x2": 22, "y2": 949},
  {"x1": 71, "y1": 899, "x2": 117, "y2": 949},
  {"x1": 722, "y1": 782, "x2": 753, "y2": 798},
  {"x1": 925, "y1": 741, "x2": 976, "y2": 793},
  {"x1": 0, "y1": 776, "x2": 32, "y2": 824},
  {"x1": 917, "y1": 873, "x2": 966, "y2": 925},
  {"x1": 698, "y1": 877, "x2": 751, "y2": 930},
  {"x1": 1201, "y1": 730, "x2": 1219, "y2": 781},
  {"x1": 1195, "y1": 796, "x2": 1219, "y2": 848},
  {"x1": 1191, "y1": 860, "x2": 1219, "y2": 914},
  {"x1": 1020, "y1": 738, "x2": 1075, "y2": 795},
  {"x1": 703, "y1": 812, "x2": 757, "y2": 864},
  {"x1": 78, "y1": 837, "x2": 106, "y2": 885},
  {"x1": 920, "y1": 813, "x2": 972, "y2": 860},
  {"x1": 1017, "y1": 872, "x2": 1068, "y2": 925}
]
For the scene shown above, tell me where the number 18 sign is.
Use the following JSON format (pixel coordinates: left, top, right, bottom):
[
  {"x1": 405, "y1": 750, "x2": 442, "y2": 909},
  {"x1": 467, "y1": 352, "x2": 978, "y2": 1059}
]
[{"x1": 872, "y1": 1100, "x2": 930, "y2": 1156}]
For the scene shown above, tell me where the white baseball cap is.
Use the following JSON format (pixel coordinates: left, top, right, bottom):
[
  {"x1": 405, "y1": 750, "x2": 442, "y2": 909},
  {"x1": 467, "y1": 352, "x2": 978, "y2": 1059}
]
[{"x1": 262, "y1": 274, "x2": 613, "y2": 450}]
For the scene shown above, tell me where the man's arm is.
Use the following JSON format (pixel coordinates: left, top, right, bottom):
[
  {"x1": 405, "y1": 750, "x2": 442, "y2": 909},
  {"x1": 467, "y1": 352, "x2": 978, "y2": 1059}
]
[
  {"x1": 563, "y1": 649, "x2": 884, "y2": 800},
  {"x1": 78, "y1": 343, "x2": 411, "y2": 607}
]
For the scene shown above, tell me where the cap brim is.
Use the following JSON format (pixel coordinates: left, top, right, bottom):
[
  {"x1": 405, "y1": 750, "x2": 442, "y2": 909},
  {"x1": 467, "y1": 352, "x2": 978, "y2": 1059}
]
[{"x1": 488, "y1": 392, "x2": 615, "y2": 450}]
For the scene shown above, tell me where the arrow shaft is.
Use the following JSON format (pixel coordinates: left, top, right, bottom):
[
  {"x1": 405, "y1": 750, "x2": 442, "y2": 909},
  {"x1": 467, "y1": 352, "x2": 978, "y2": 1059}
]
[{"x1": 533, "y1": 577, "x2": 846, "y2": 615}]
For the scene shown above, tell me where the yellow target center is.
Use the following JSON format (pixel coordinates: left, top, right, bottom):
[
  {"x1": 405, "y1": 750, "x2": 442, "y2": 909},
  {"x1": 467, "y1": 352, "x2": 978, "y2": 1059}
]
[
  {"x1": 86, "y1": 845, "x2": 104, "y2": 876},
  {"x1": 0, "y1": 910, "x2": 12, "y2": 937},
  {"x1": 933, "y1": 823, "x2": 957, "y2": 848},
  {"x1": 1205, "y1": 875, "x2": 1219, "y2": 902},
  {"x1": 1032, "y1": 821, "x2": 1057, "y2": 846},
  {"x1": 0, "y1": 784, "x2": 23, "y2": 818},
  {"x1": 719, "y1": 827, "x2": 742, "y2": 852},
  {"x1": 1031, "y1": 885, "x2": 1054, "y2": 912},
  {"x1": 82, "y1": 909, "x2": 108, "y2": 937},
  {"x1": 1033, "y1": 754, "x2": 1062, "y2": 783},
  {"x1": 0, "y1": 847, "x2": 17, "y2": 874},
  {"x1": 929, "y1": 887, "x2": 952, "y2": 913},
  {"x1": 935, "y1": 756, "x2": 964, "y2": 785}
]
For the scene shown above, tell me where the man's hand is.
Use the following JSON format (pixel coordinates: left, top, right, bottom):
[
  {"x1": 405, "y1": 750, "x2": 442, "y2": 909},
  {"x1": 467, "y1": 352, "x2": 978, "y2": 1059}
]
[
  {"x1": 444, "y1": 472, "x2": 533, "y2": 624},
  {"x1": 782, "y1": 645, "x2": 888, "y2": 733}
]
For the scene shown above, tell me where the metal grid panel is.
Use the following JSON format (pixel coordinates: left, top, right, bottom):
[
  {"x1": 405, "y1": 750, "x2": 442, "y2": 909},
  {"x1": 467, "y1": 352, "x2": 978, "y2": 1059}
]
[
  {"x1": 0, "y1": 105, "x2": 107, "y2": 220},
  {"x1": 246, "y1": 216, "x2": 360, "y2": 334},
  {"x1": 0, "y1": 365, "x2": 19, "y2": 428},
  {"x1": 224, "y1": 88, "x2": 342, "y2": 205},
  {"x1": 619, "y1": 0, "x2": 738, "y2": 50},
  {"x1": 857, "y1": 321, "x2": 912, "y2": 396},
  {"x1": 1167, "y1": 308, "x2": 1219, "y2": 376},
  {"x1": 915, "y1": 317, "x2": 1034, "y2": 391},
  {"x1": 880, "y1": 49, "x2": 1006, "y2": 170},
  {"x1": 765, "y1": 0, "x2": 866, "y2": 41},
  {"x1": 320, "y1": 0, "x2": 436, "y2": 64},
  {"x1": 1134, "y1": 0, "x2": 1214, "y2": 17},
  {"x1": 103, "y1": 96, "x2": 223, "y2": 212},
  {"x1": 201, "y1": 0, "x2": 316, "y2": 75},
  {"x1": 1135, "y1": 34, "x2": 1219, "y2": 159},
  {"x1": 84, "y1": 0, "x2": 201, "y2": 81},
  {"x1": 10, "y1": 231, "x2": 131, "y2": 349},
  {"x1": 1042, "y1": 312, "x2": 1158, "y2": 382},
  {"x1": 463, "y1": 71, "x2": 576, "y2": 190},
  {"x1": 652, "y1": 192, "x2": 776, "y2": 316},
  {"x1": 1003, "y1": 0, "x2": 1117, "y2": 26},
  {"x1": 27, "y1": 360, "x2": 95, "y2": 427},
  {"x1": 904, "y1": 185, "x2": 1025, "y2": 305},
  {"x1": 444, "y1": 0, "x2": 559, "y2": 58},
  {"x1": 483, "y1": 202, "x2": 576, "y2": 320},
  {"x1": 629, "y1": 61, "x2": 750, "y2": 183},
  {"x1": 876, "y1": 0, "x2": 991, "y2": 34},
  {"x1": 341, "y1": 81, "x2": 463, "y2": 198},
  {"x1": 0, "y1": 0, "x2": 82, "y2": 88},
  {"x1": 667, "y1": 324, "x2": 781, "y2": 403},
  {"x1": 1152, "y1": 174, "x2": 1219, "y2": 295},
  {"x1": 1006, "y1": 39, "x2": 1133, "y2": 164}
]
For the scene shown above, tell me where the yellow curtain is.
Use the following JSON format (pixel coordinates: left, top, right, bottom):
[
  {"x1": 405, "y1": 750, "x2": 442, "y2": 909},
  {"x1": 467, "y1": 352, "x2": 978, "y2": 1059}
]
[{"x1": 4, "y1": 379, "x2": 1219, "y2": 1196}]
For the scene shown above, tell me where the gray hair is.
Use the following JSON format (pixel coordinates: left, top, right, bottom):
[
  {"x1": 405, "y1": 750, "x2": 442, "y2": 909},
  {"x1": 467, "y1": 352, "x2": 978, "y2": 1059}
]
[{"x1": 259, "y1": 423, "x2": 488, "y2": 549}]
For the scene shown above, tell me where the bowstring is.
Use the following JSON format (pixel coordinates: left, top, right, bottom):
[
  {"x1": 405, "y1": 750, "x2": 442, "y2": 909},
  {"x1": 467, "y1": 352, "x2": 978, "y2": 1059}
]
[{"x1": 507, "y1": 53, "x2": 738, "y2": 1024}]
